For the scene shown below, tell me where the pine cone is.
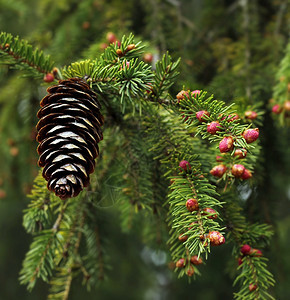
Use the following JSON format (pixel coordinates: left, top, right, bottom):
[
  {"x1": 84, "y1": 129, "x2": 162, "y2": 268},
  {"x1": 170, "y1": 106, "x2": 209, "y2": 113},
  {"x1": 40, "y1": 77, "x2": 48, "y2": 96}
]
[{"x1": 36, "y1": 78, "x2": 104, "y2": 199}]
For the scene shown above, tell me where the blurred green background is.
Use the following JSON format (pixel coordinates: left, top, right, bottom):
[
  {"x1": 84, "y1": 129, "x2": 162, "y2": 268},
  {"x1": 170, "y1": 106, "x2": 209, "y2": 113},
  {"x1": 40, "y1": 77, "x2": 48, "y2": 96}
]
[{"x1": 0, "y1": 0, "x2": 289, "y2": 299}]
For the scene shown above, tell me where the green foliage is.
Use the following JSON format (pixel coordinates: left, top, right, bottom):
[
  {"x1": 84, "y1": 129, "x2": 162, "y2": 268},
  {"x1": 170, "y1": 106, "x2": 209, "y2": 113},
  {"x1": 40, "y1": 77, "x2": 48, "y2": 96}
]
[
  {"x1": 23, "y1": 171, "x2": 56, "y2": 234},
  {"x1": 150, "y1": 52, "x2": 181, "y2": 101},
  {"x1": 63, "y1": 34, "x2": 154, "y2": 113},
  {"x1": 234, "y1": 256, "x2": 275, "y2": 300},
  {"x1": 271, "y1": 42, "x2": 290, "y2": 126},
  {"x1": 0, "y1": 1, "x2": 289, "y2": 299},
  {"x1": 167, "y1": 170, "x2": 223, "y2": 259},
  {"x1": 177, "y1": 91, "x2": 252, "y2": 151},
  {"x1": 19, "y1": 229, "x2": 64, "y2": 290},
  {"x1": 0, "y1": 31, "x2": 54, "y2": 78}
]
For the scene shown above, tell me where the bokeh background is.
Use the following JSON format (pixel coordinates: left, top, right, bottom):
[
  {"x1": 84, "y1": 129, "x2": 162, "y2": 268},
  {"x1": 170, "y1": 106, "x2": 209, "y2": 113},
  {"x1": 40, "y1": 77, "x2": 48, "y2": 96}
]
[{"x1": 0, "y1": 0, "x2": 289, "y2": 299}]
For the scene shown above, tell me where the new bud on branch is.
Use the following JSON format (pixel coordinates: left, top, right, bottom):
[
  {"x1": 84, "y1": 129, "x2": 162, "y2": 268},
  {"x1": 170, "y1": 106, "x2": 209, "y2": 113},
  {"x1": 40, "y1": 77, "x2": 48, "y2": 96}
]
[
  {"x1": 231, "y1": 164, "x2": 246, "y2": 178},
  {"x1": 234, "y1": 149, "x2": 247, "y2": 159},
  {"x1": 196, "y1": 110, "x2": 210, "y2": 122},
  {"x1": 43, "y1": 73, "x2": 55, "y2": 83},
  {"x1": 210, "y1": 164, "x2": 227, "y2": 177},
  {"x1": 208, "y1": 231, "x2": 225, "y2": 246},
  {"x1": 179, "y1": 160, "x2": 191, "y2": 172},
  {"x1": 241, "y1": 169, "x2": 252, "y2": 180},
  {"x1": 190, "y1": 255, "x2": 203, "y2": 265},
  {"x1": 240, "y1": 244, "x2": 252, "y2": 255},
  {"x1": 207, "y1": 121, "x2": 222, "y2": 135},
  {"x1": 249, "y1": 284, "x2": 258, "y2": 292},
  {"x1": 176, "y1": 90, "x2": 189, "y2": 102},
  {"x1": 272, "y1": 104, "x2": 282, "y2": 114},
  {"x1": 186, "y1": 265, "x2": 195, "y2": 277},
  {"x1": 176, "y1": 258, "x2": 186, "y2": 268},
  {"x1": 245, "y1": 111, "x2": 258, "y2": 120},
  {"x1": 186, "y1": 198, "x2": 199, "y2": 212},
  {"x1": 242, "y1": 128, "x2": 259, "y2": 144},
  {"x1": 203, "y1": 207, "x2": 218, "y2": 219},
  {"x1": 219, "y1": 136, "x2": 234, "y2": 153},
  {"x1": 191, "y1": 90, "x2": 201, "y2": 98},
  {"x1": 178, "y1": 234, "x2": 188, "y2": 242}
]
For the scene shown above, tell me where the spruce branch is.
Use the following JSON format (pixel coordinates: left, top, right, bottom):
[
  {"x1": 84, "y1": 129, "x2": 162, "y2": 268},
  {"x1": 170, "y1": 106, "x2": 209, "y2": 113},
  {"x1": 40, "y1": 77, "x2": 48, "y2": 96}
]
[
  {"x1": 8, "y1": 27, "x2": 279, "y2": 299},
  {"x1": 62, "y1": 34, "x2": 155, "y2": 113},
  {"x1": 167, "y1": 166, "x2": 224, "y2": 263},
  {"x1": 141, "y1": 107, "x2": 225, "y2": 277},
  {"x1": 47, "y1": 265, "x2": 73, "y2": 300},
  {"x1": 62, "y1": 59, "x2": 96, "y2": 80},
  {"x1": 47, "y1": 197, "x2": 87, "y2": 299},
  {"x1": 176, "y1": 91, "x2": 253, "y2": 151},
  {"x1": 271, "y1": 42, "x2": 290, "y2": 126},
  {"x1": 23, "y1": 170, "x2": 56, "y2": 233},
  {"x1": 113, "y1": 33, "x2": 146, "y2": 59},
  {"x1": 117, "y1": 58, "x2": 154, "y2": 105},
  {"x1": 0, "y1": 32, "x2": 54, "y2": 77},
  {"x1": 19, "y1": 229, "x2": 64, "y2": 290},
  {"x1": 21, "y1": 184, "x2": 79, "y2": 291},
  {"x1": 234, "y1": 256, "x2": 275, "y2": 300},
  {"x1": 149, "y1": 52, "x2": 181, "y2": 102},
  {"x1": 174, "y1": 90, "x2": 261, "y2": 191},
  {"x1": 220, "y1": 193, "x2": 275, "y2": 299}
]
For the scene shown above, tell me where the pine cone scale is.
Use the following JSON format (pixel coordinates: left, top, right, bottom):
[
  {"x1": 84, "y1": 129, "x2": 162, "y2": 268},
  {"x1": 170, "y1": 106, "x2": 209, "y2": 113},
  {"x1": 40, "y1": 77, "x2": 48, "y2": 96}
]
[
  {"x1": 37, "y1": 137, "x2": 96, "y2": 162},
  {"x1": 37, "y1": 102, "x2": 104, "y2": 130},
  {"x1": 37, "y1": 124, "x2": 100, "y2": 158}
]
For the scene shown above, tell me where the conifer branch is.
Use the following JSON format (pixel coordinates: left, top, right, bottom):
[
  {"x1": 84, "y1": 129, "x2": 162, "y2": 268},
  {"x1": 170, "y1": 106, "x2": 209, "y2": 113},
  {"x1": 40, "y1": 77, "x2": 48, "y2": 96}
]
[
  {"x1": 234, "y1": 256, "x2": 275, "y2": 300},
  {"x1": 221, "y1": 193, "x2": 275, "y2": 299},
  {"x1": 271, "y1": 42, "x2": 290, "y2": 126},
  {"x1": 0, "y1": 32, "x2": 54, "y2": 77},
  {"x1": 47, "y1": 265, "x2": 73, "y2": 300},
  {"x1": 177, "y1": 91, "x2": 253, "y2": 151},
  {"x1": 19, "y1": 229, "x2": 63, "y2": 290},
  {"x1": 23, "y1": 171, "x2": 56, "y2": 233},
  {"x1": 21, "y1": 181, "x2": 78, "y2": 291},
  {"x1": 8, "y1": 28, "x2": 279, "y2": 299},
  {"x1": 149, "y1": 52, "x2": 180, "y2": 102}
]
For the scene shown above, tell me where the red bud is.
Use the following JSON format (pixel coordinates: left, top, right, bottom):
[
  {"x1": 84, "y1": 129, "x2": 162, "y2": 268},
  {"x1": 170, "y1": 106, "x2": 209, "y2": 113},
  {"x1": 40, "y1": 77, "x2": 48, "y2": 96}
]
[
  {"x1": 186, "y1": 198, "x2": 199, "y2": 212},
  {"x1": 186, "y1": 265, "x2": 195, "y2": 276},
  {"x1": 208, "y1": 231, "x2": 225, "y2": 246},
  {"x1": 210, "y1": 165, "x2": 227, "y2": 177},
  {"x1": 245, "y1": 111, "x2": 258, "y2": 120},
  {"x1": 242, "y1": 128, "x2": 259, "y2": 144},
  {"x1": 250, "y1": 248, "x2": 263, "y2": 257},
  {"x1": 240, "y1": 244, "x2": 251, "y2": 255},
  {"x1": 143, "y1": 52, "x2": 153, "y2": 63},
  {"x1": 241, "y1": 169, "x2": 252, "y2": 180},
  {"x1": 234, "y1": 149, "x2": 247, "y2": 159},
  {"x1": 43, "y1": 73, "x2": 55, "y2": 83},
  {"x1": 272, "y1": 104, "x2": 282, "y2": 114},
  {"x1": 231, "y1": 164, "x2": 246, "y2": 178},
  {"x1": 176, "y1": 258, "x2": 186, "y2": 268},
  {"x1": 178, "y1": 234, "x2": 188, "y2": 242},
  {"x1": 176, "y1": 90, "x2": 189, "y2": 102},
  {"x1": 203, "y1": 207, "x2": 218, "y2": 219},
  {"x1": 196, "y1": 110, "x2": 210, "y2": 122},
  {"x1": 207, "y1": 121, "x2": 222, "y2": 134},
  {"x1": 219, "y1": 136, "x2": 234, "y2": 153},
  {"x1": 179, "y1": 160, "x2": 191, "y2": 172},
  {"x1": 191, "y1": 90, "x2": 201, "y2": 98},
  {"x1": 106, "y1": 32, "x2": 117, "y2": 43},
  {"x1": 190, "y1": 255, "x2": 203, "y2": 265},
  {"x1": 249, "y1": 284, "x2": 258, "y2": 292}
]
